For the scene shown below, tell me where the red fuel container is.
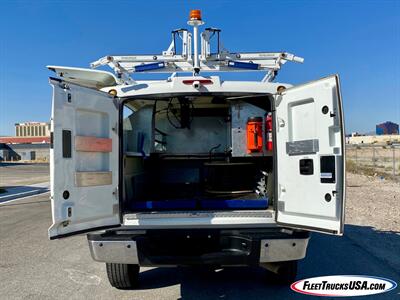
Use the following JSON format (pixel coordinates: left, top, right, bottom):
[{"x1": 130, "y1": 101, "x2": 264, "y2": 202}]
[{"x1": 246, "y1": 117, "x2": 263, "y2": 153}]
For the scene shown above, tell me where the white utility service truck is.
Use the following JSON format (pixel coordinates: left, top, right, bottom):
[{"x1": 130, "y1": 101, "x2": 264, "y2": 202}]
[{"x1": 48, "y1": 10, "x2": 345, "y2": 289}]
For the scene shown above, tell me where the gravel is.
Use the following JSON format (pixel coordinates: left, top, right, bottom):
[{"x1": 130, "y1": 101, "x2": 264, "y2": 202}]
[{"x1": 345, "y1": 172, "x2": 400, "y2": 272}]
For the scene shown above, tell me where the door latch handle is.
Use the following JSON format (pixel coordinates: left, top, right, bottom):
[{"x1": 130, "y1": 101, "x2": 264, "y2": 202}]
[{"x1": 299, "y1": 159, "x2": 314, "y2": 175}]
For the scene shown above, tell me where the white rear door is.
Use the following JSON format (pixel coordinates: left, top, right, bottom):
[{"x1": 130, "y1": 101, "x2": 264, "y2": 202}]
[
  {"x1": 275, "y1": 75, "x2": 345, "y2": 235},
  {"x1": 47, "y1": 66, "x2": 118, "y2": 89},
  {"x1": 48, "y1": 78, "x2": 120, "y2": 239}
]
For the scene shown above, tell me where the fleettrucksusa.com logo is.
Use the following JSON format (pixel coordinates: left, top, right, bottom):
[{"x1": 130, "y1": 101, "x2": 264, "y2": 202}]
[{"x1": 291, "y1": 275, "x2": 397, "y2": 297}]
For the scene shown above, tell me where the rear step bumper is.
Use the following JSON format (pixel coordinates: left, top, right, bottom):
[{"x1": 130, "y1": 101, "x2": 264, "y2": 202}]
[{"x1": 87, "y1": 229, "x2": 309, "y2": 266}]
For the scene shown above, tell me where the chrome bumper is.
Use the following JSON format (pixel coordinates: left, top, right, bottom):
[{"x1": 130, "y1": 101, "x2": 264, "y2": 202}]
[
  {"x1": 259, "y1": 237, "x2": 309, "y2": 262},
  {"x1": 88, "y1": 240, "x2": 139, "y2": 264},
  {"x1": 88, "y1": 233, "x2": 309, "y2": 265}
]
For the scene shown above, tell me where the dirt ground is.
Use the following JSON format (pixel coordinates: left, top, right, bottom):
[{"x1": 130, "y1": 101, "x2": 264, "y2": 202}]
[
  {"x1": 346, "y1": 146, "x2": 400, "y2": 178},
  {"x1": 345, "y1": 172, "x2": 400, "y2": 272}
]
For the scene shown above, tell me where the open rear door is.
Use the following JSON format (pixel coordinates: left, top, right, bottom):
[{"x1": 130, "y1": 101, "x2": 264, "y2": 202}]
[
  {"x1": 48, "y1": 78, "x2": 120, "y2": 239},
  {"x1": 275, "y1": 75, "x2": 345, "y2": 235},
  {"x1": 47, "y1": 66, "x2": 118, "y2": 89}
]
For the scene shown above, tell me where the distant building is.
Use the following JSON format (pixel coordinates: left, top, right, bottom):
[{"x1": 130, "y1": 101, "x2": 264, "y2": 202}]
[
  {"x1": 0, "y1": 136, "x2": 50, "y2": 144},
  {"x1": 0, "y1": 143, "x2": 49, "y2": 161},
  {"x1": 351, "y1": 132, "x2": 363, "y2": 137},
  {"x1": 376, "y1": 121, "x2": 399, "y2": 135},
  {"x1": 15, "y1": 121, "x2": 50, "y2": 137},
  {"x1": 0, "y1": 121, "x2": 51, "y2": 161}
]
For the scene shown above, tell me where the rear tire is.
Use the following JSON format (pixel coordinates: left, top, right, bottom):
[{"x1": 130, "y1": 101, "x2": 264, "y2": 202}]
[{"x1": 106, "y1": 263, "x2": 140, "y2": 289}]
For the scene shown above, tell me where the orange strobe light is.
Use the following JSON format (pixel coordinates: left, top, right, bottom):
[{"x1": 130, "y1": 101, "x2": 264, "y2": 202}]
[{"x1": 190, "y1": 9, "x2": 202, "y2": 20}]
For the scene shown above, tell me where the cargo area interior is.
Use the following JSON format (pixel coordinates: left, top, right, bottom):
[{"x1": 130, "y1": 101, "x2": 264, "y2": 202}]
[{"x1": 121, "y1": 94, "x2": 274, "y2": 213}]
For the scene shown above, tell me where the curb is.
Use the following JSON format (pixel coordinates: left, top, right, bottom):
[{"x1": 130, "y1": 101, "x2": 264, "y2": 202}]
[{"x1": 0, "y1": 188, "x2": 49, "y2": 203}]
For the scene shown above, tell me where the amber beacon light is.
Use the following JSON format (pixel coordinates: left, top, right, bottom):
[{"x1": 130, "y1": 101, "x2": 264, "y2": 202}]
[
  {"x1": 187, "y1": 9, "x2": 204, "y2": 74},
  {"x1": 189, "y1": 9, "x2": 202, "y2": 21}
]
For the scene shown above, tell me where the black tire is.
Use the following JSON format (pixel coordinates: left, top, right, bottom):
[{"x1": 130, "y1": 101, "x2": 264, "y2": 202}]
[
  {"x1": 269, "y1": 260, "x2": 298, "y2": 284},
  {"x1": 106, "y1": 263, "x2": 140, "y2": 289}
]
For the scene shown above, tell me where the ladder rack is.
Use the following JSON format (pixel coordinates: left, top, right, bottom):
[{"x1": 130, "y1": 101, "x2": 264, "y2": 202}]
[{"x1": 90, "y1": 11, "x2": 304, "y2": 84}]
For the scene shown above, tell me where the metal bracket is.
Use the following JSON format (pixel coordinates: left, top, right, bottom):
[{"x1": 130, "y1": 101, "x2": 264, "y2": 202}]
[
  {"x1": 286, "y1": 139, "x2": 319, "y2": 156},
  {"x1": 90, "y1": 21, "x2": 304, "y2": 82},
  {"x1": 262, "y1": 70, "x2": 278, "y2": 82}
]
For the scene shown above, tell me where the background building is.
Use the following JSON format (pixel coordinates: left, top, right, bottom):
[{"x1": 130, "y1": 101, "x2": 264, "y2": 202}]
[
  {"x1": 0, "y1": 121, "x2": 50, "y2": 161},
  {"x1": 0, "y1": 143, "x2": 50, "y2": 161},
  {"x1": 0, "y1": 136, "x2": 50, "y2": 144},
  {"x1": 376, "y1": 121, "x2": 399, "y2": 135},
  {"x1": 15, "y1": 122, "x2": 50, "y2": 137}
]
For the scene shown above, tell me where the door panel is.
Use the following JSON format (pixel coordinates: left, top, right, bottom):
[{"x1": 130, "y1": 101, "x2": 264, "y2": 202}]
[
  {"x1": 47, "y1": 66, "x2": 118, "y2": 89},
  {"x1": 48, "y1": 79, "x2": 120, "y2": 239},
  {"x1": 275, "y1": 75, "x2": 345, "y2": 235}
]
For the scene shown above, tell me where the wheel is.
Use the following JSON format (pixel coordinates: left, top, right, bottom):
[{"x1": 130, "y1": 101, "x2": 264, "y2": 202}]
[
  {"x1": 267, "y1": 260, "x2": 298, "y2": 285},
  {"x1": 106, "y1": 263, "x2": 140, "y2": 289}
]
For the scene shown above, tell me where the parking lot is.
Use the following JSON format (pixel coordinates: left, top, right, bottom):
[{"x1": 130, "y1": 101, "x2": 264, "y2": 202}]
[
  {"x1": 0, "y1": 164, "x2": 399, "y2": 299},
  {"x1": 0, "y1": 163, "x2": 50, "y2": 188}
]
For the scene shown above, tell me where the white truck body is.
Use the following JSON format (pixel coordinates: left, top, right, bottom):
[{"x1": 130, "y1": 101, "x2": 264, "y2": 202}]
[{"x1": 47, "y1": 12, "x2": 345, "y2": 287}]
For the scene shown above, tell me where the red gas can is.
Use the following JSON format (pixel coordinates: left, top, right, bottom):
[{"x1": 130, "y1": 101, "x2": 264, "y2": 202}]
[{"x1": 246, "y1": 117, "x2": 263, "y2": 153}]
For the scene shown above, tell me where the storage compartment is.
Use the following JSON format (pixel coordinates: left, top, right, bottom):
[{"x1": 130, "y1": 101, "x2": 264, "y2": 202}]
[{"x1": 122, "y1": 94, "x2": 274, "y2": 213}]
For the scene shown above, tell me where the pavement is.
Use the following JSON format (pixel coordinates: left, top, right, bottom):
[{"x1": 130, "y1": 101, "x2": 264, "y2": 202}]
[
  {"x1": 0, "y1": 162, "x2": 50, "y2": 203},
  {"x1": 0, "y1": 181, "x2": 50, "y2": 203},
  {"x1": 0, "y1": 163, "x2": 50, "y2": 187},
  {"x1": 0, "y1": 193, "x2": 399, "y2": 300}
]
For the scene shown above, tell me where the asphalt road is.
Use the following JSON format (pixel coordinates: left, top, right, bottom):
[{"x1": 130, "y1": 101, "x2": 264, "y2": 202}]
[
  {"x1": 0, "y1": 163, "x2": 50, "y2": 188},
  {"x1": 0, "y1": 193, "x2": 399, "y2": 300}
]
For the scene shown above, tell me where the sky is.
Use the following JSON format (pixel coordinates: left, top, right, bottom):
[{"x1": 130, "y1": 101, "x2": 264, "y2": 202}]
[{"x1": 0, "y1": 0, "x2": 399, "y2": 136}]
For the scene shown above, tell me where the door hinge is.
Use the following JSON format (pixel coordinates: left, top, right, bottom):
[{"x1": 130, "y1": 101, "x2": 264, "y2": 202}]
[
  {"x1": 112, "y1": 97, "x2": 119, "y2": 109},
  {"x1": 59, "y1": 82, "x2": 70, "y2": 90},
  {"x1": 112, "y1": 187, "x2": 118, "y2": 199},
  {"x1": 112, "y1": 204, "x2": 119, "y2": 215},
  {"x1": 275, "y1": 95, "x2": 283, "y2": 107},
  {"x1": 112, "y1": 122, "x2": 118, "y2": 133}
]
